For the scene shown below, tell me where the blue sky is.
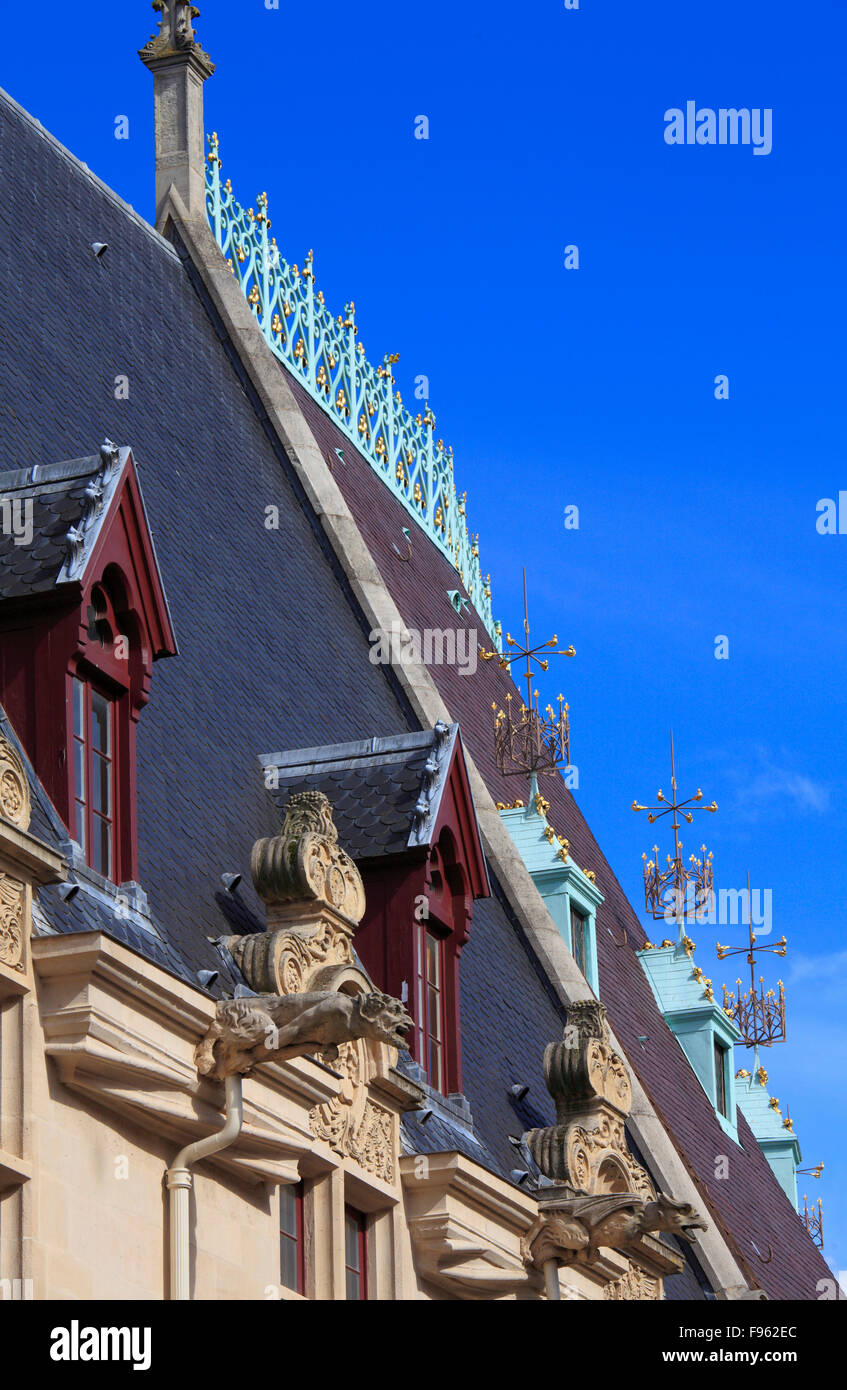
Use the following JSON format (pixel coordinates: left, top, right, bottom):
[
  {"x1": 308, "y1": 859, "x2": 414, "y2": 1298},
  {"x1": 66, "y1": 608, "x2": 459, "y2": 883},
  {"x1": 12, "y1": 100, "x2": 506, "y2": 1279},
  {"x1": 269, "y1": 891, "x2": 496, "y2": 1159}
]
[{"x1": 3, "y1": 0, "x2": 845, "y2": 1283}]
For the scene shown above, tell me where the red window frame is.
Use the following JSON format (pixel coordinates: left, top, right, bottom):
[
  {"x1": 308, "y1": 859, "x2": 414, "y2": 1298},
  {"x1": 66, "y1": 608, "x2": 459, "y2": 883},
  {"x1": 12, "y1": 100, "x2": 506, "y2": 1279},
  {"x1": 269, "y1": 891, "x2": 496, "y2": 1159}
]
[
  {"x1": 72, "y1": 673, "x2": 117, "y2": 881},
  {"x1": 344, "y1": 1206, "x2": 368, "y2": 1301},
  {"x1": 279, "y1": 1182, "x2": 305, "y2": 1294},
  {"x1": 415, "y1": 921, "x2": 448, "y2": 1092}
]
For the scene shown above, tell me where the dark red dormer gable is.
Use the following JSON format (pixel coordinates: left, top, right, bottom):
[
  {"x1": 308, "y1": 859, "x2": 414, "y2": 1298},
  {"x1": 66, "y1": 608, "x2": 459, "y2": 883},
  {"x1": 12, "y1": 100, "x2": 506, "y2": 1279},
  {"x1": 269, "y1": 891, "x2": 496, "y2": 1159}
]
[{"x1": 0, "y1": 441, "x2": 176, "y2": 882}]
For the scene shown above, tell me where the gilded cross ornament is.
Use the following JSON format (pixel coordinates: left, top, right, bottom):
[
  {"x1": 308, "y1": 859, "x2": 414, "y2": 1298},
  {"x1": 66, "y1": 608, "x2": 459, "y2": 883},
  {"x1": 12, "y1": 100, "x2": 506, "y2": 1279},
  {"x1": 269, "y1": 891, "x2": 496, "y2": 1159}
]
[
  {"x1": 719, "y1": 872, "x2": 787, "y2": 1048},
  {"x1": 483, "y1": 569, "x2": 575, "y2": 778},
  {"x1": 632, "y1": 732, "x2": 716, "y2": 929}
]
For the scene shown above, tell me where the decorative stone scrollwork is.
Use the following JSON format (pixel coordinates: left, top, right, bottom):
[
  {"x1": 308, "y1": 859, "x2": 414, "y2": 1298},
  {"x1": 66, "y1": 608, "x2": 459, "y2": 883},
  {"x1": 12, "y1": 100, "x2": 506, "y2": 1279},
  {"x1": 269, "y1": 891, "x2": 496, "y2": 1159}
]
[
  {"x1": 603, "y1": 1265, "x2": 661, "y2": 1301},
  {"x1": 0, "y1": 738, "x2": 31, "y2": 832},
  {"x1": 251, "y1": 791, "x2": 365, "y2": 924},
  {"x1": 309, "y1": 1037, "x2": 395, "y2": 1181},
  {"x1": 523, "y1": 1000, "x2": 706, "y2": 1298},
  {"x1": 0, "y1": 873, "x2": 25, "y2": 971},
  {"x1": 221, "y1": 793, "x2": 368, "y2": 998},
  {"x1": 526, "y1": 1000, "x2": 643, "y2": 1192}
]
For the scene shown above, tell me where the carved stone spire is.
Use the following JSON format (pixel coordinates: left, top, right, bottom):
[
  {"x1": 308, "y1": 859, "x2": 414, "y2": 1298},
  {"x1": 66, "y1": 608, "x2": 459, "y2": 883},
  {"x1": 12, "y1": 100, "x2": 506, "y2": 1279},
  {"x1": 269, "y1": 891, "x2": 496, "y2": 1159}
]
[{"x1": 138, "y1": 2, "x2": 215, "y2": 224}]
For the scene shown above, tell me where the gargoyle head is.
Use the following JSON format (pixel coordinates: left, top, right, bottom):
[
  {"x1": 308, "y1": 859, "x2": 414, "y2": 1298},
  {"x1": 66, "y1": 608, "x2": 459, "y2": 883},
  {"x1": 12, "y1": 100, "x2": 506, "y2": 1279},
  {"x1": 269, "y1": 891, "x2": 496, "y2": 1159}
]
[
  {"x1": 357, "y1": 991, "x2": 414, "y2": 1050},
  {"x1": 641, "y1": 1193, "x2": 707, "y2": 1244}
]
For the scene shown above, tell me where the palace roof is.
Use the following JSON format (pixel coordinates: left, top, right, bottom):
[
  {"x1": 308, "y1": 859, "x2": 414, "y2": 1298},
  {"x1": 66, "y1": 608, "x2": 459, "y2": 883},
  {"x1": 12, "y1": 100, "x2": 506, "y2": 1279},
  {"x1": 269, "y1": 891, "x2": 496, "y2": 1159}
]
[{"x1": 0, "y1": 84, "x2": 833, "y2": 1300}]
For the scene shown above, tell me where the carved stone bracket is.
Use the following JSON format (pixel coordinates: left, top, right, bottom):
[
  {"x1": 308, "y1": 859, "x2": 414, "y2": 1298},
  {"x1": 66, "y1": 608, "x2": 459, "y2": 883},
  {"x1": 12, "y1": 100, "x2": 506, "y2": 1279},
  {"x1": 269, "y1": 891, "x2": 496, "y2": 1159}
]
[{"x1": 221, "y1": 792, "x2": 369, "y2": 998}]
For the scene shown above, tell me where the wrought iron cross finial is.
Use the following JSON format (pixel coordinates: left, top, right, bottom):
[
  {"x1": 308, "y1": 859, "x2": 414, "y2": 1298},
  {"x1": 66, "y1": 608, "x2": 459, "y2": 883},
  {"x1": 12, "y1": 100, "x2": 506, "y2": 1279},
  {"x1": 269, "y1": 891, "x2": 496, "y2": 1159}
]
[
  {"x1": 633, "y1": 732, "x2": 717, "y2": 925},
  {"x1": 483, "y1": 569, "x2": 575, "y2": 780},
  {"x1": 719, "y1": 870, "x2": 788, "y2": 1048}
]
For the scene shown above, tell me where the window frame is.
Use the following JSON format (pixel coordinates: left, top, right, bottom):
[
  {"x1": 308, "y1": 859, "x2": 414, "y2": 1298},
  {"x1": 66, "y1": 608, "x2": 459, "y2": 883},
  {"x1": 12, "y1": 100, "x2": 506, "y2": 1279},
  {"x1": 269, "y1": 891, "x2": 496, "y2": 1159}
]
[
  {"x1": 71, "y1": 672, "x2": 118, "y2": 881},
  {"x1": 415, "y1": 920, "x2": 448, "y2": 1093}
]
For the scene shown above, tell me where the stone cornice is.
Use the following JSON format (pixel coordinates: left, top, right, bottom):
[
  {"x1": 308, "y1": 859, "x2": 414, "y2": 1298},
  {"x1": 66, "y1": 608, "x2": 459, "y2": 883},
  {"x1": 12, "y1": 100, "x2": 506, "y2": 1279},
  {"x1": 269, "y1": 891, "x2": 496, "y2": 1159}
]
[{"x1": 0, "y1": 820, "x2": 66, "y2": 886}]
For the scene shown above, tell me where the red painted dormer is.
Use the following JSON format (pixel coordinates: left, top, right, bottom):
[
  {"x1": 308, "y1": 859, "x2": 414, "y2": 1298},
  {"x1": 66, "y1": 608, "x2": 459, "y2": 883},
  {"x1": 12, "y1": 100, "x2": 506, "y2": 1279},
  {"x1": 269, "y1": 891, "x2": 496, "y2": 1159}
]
[
  {"x1": 0, "y1": 440, "x2": 176, "y2": 883},
  {"x1": 354, "y1": 728, "x2": 490, "y2": 1097}
]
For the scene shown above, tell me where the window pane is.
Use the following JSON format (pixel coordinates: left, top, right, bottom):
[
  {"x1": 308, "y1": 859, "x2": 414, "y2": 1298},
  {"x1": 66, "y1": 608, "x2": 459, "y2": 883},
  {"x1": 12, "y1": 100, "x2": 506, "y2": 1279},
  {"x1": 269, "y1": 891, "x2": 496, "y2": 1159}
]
[
  {"x1": 346, "y1": 1267, "x2": 362, "y2": 1301},
  {"x1": 92, "y1": 751, "x2": 111, "y2": 817},
  {"x1": 92, "y1": 813, "x2": 112, "y2": 878},
  {"x1": 714, "y1": 1040, "x2": 727, "y2": 1117},
  {"x1": 74, "y1": 799, "x2": 86, "y2": 851},
  {"x1": 91, "y1": 691, "x2": 111, "y2": 755},
  {"x1": 571, "y1": 909, "x2": 587, "y2": 974},
  {"x1": 280, "y1": 1235, "x2": 299, "y2": 1292},
  {"x1": 429, "y1": 1035, "x2": 442, "y2": 1091},
  {"x1": 279, "y1": 1185, "x2": 297, "y2": 1240},
  {"x1": 426, "y1": 931, "x2": 440, "y2": 986},
  {"x1": 344, "y1": 1211, "x2": 360, "y2": 1272},
  {"x1": 73, "y1": 677, "x2": 84, "y2": 739},
  {"x1": 73, "y1": 740, "x2": 86, "y2": 806}
]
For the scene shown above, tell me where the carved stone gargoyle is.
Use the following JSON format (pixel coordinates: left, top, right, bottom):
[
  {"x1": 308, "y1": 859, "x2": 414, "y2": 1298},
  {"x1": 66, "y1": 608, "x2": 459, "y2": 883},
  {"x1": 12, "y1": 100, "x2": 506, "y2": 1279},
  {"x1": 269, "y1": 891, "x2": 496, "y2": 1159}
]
[
  {"x1": 195, "y1": 989, "x2": 412, "y2": 1079},
  {"x1": 195, "y1": 790, "x2": 413, "y2": 1080},
  {"x1": 521, "y1": 1001, "x2": 706, "y2": 1293}
]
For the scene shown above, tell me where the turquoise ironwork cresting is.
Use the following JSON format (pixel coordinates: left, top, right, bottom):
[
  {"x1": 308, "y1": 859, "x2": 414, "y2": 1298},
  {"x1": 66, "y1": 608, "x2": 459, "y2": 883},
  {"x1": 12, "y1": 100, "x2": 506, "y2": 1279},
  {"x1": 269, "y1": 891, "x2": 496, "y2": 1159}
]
[{"x1": 205, "y1": 133, "x2": 499, "y2": 644}]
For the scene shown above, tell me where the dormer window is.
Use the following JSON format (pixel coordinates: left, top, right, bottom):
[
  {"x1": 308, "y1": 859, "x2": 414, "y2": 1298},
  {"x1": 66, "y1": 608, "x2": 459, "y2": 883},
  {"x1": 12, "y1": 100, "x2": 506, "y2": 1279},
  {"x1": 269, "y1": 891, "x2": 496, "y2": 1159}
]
[{"x1": 0, "y1": 443, "x2": 177, "y2": 889}]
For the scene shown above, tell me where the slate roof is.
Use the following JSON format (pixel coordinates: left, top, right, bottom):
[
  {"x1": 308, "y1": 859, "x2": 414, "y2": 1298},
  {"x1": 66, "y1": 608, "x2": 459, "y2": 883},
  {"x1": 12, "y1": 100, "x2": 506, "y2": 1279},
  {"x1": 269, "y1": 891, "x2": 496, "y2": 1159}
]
[
  {"x1": 0, "y1": 454, "x2": 102, "y2": 597},
  {"x1": 0, "y1": 85, "x2": 833, "y2": 1299},
  {"x1": 260, "y1": 724, "x2": 459, "y2": 860}
]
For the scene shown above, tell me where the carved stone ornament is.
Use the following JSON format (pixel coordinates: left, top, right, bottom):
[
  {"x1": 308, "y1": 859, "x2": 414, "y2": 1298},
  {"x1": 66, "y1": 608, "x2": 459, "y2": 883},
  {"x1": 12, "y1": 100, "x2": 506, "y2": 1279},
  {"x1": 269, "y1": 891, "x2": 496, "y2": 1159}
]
[
  {"x1": 0, "y1": 873, "x2": 26, "y2": 971},
  {"x1": 525, "y1": 1000, "x2": 642, "y2": 1192},
  {"x1": 522, "y1": 1000, "x2": 706, "y2": 1296},
  {"x1": 309, "y1": 1037, "x2": 395, "y2": 1181},
  {"x1": 221, "y1": 792, "x2": 368, "y2": 998},
  {"x1": 603, "y1": 1264, "x2": 661, "y2": 1301},
  {"x1": 0, "y1": 737, "x2": 31, "y2": 832},
  {"x1": 139, "y1": 0, "x2": 215, "y2": 75},
  {"x1": 194, "y1": 988, "x2": 412, "y2": 1080}
]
